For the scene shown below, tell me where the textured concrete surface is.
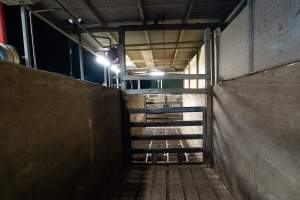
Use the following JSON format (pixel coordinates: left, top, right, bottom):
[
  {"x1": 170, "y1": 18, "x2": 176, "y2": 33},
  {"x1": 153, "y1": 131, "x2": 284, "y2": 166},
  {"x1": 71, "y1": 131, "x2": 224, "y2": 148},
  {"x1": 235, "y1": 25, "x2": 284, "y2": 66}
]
[
  {"x1": 219, "y1": 5, "x2": 250, "y2": 80},
  {"x1": 219, "y1": 0, "x2": 300, "y2": 80},
  {"x1": 254, "y1": 0, "x2": 300, "y2": 70},
  {"x1": 213, "y1": 62, "x2": 300, "y2": 200},
  {"x1": 0, "y1": 61, "x2": 126, "y2": 199},
  {"x1": 108, "y1": 165, "x2": 235, "y2": 200}
]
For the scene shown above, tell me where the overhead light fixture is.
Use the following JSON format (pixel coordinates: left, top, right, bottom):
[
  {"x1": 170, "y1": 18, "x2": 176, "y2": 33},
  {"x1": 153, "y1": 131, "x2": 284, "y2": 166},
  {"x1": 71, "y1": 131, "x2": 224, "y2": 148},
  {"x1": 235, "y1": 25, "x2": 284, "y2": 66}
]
[
  {"x1": 96, "y1": 54, "x2": 111, "y2": 67},
  {"x1": 68, "y1": 18, "x2": 82, "y2": 24},
  {"x1": 149, "y1": 70, "x2": 165, "y2": 76}
]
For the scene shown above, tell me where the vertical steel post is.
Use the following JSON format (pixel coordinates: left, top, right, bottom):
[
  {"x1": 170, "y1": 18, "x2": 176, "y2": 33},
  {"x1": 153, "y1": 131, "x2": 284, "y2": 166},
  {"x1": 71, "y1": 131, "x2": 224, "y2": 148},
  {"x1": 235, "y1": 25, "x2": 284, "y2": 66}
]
[
  {"x1": 213, "y1": 28, "x2": 221, "y2": 85},
  {"x1": 108, "y1": 66, "x2": 111, "y2": 86},
  {"x1": 116, "y1": 71, "x2": 120, "y2": 88},
  {"x1": 68, "y1": 39, "x2": 73, "y2": 77},
  {"x1": 103, "y1": 67, "x2": 107, "y2": 86},
  {"x1": 20, "y1": 6, "x2": 32, "y2": 67},
  {"x1": 119, "y1": 30, "x2": 126, "y2": 90},
  {"x1": 137, "y1": 80, "x2": 141, "y2": 89},
  {"x1": 78, "y1": 33, "x2": 84, "y2": 80},
  {"x1": 204, "y1": 28, "x2": 213, "y2": 165},
  {"x1": 29, "y1": 12, "x2": 37, "y2": 69}
]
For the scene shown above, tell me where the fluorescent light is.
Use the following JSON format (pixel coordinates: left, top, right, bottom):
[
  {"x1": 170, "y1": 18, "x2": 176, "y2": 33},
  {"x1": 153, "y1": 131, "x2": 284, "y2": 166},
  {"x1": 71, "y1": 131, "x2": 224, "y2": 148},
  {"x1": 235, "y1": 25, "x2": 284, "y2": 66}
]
[
  {"x1": 111, "y1": 64, "x2": 120, "y2": 74},
  {"x1": 96, "y1": 54, "x2": 111, "y2": 67},
  {"x1": 149, "y1": 70, "x2": 165, "y2": 76}
]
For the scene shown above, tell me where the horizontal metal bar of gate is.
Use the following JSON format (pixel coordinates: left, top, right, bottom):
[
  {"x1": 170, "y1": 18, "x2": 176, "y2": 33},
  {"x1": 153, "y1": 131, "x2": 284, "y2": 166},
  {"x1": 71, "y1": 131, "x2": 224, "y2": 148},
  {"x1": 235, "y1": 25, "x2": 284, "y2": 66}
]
[
  {"x1": 131, "y1": 161, "x2": 204, "y2": 165},
  {"x1": 123, "y1": 74, "x2": 209, "y2": 80},
  {"x1": 131, "y1": 134, "x2": 203, "y2": 140},
  {"x1": 129, "y1": 106, "x2": 205, "y2": 114},
  {"x1": 126, "y1": 88, "x2": 207, "y2": 95},
  {"x1": 131, "y1": 147, "x2": 203, "y2": 154},
  {"x1": 130, "y1": 120, "x2": 203, "y2": 127}
]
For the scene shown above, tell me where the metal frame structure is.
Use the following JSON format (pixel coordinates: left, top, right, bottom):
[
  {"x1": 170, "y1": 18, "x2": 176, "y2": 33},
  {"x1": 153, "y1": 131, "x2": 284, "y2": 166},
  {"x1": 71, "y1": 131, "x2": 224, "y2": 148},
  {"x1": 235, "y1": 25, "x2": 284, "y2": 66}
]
[
  {"x1": 20, "y1": 6, "x2": 32, "y2": 67},
  {"x1": 18, "y1": 0, "x2": 224, "y2": 166}
]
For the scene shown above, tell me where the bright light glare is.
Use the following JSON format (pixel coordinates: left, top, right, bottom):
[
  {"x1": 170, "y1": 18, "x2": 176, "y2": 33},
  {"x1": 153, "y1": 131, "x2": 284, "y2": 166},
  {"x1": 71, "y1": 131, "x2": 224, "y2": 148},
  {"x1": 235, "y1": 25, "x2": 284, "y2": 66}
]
[
  {"x1": 111, "y1": 64, "x2": 120, "y2": 74},
  {"x1": 149, "y1": 70, "x2": 165, "y2": 76},
  {"x1": 96, "y1": 54, "x2": 111, "y2": 67}
]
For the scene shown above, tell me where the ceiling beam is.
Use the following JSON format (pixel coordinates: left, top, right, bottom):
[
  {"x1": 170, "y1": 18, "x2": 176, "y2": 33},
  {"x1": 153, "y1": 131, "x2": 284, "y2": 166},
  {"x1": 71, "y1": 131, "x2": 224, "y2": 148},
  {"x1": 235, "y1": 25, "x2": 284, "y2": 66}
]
[
  {"x1": 126, "y1": 46, "x2": 200, "y2": 51},
  {"x1": 136, "y1": 0, "x2": 155, "y2": 68},
  {"x1": 81, "y1": 0, "x2": 137, "y2": 68},
  {"x1": 126, "y1": 40, "x2": 202, "y2": 47},
  {"x1": 171, "y1": 0, "x2": 194, "y2": 67},
  {"x1": 81, "y1": 0, "x2": 118, "y2": 45},
  {"x1": 76, "y1": 23, "x2": 225, "y2": 33},
  {"x1": 53, "y1": 0, "x2": 105, "y2": 48}
]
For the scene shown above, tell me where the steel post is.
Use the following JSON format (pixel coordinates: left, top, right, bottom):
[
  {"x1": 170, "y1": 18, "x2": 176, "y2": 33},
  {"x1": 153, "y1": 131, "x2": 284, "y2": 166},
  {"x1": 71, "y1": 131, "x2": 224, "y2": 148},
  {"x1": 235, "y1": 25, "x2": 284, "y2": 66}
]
[{"x1": 20, "y1": 6, "x2": 32, "y2": 67}]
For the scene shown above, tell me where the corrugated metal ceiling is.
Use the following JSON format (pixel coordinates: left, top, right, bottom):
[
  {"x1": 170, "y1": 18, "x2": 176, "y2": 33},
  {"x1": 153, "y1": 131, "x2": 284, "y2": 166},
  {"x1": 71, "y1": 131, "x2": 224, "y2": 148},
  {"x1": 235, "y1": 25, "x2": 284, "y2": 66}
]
[{"x1": 29, "y1": 0, "x2": 241, "y2": 71}]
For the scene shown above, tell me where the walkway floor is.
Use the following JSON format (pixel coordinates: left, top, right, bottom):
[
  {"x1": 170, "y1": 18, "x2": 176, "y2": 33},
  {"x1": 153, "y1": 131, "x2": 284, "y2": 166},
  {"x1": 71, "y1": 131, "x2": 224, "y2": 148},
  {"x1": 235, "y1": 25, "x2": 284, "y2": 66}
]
[{"x1": 108, "y1": 165, "x2": 235, "y2": 200}]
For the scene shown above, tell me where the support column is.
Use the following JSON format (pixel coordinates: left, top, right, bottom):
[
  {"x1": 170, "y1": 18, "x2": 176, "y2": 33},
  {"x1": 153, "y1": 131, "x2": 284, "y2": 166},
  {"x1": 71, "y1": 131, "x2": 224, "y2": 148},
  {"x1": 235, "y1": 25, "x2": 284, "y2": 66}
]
[
  {"x1": 204, "y1": 28, "x2": 213, "y2": 166},
  {"x1": 137, "y1": 80, "x2": 141, "y2": 90},
  {"x1": 78, "y1": 33, "x2": 84, "y2": 80},
  {"x1": 29, "y1": 11, "x2": 37, "y2": 69},
  {"x1": 103, "y1": 67, "x2": 107, "y2": 86},
  {"x1": 213, "y1": 28, "x2": 221, "y2": 85},
  {"x1": 20, "y1": 6, "x2": 32, "y2": 67},
  {"x1": 0, "y1": 3, "x2": 7, "y2": 44},
  {"x1": 118, "y1": 30, "x2": 126, "y2": 90},
  {"x1": 108, "y1": 66, "x2": 111, "y2": 86}
]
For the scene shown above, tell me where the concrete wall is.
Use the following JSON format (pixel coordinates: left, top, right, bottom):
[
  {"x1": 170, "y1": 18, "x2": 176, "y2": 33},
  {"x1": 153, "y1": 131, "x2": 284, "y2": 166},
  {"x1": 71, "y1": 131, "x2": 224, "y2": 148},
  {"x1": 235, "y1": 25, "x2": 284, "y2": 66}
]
[
  {"x1": 219, "y1": 0, "x2": 300, "y2": 80},
  {"x1": 215, "y1": 1, "x2": 300, "y2": 199},
  {"x1": 219, "y1": 5, "x2": 250, "y2": 80},
  {"x1": 213, "y1": 63, "x2": 300, "y2": 200},
  {"x1": 0, "y1": 61, "x2": 127, "y2": 200}
]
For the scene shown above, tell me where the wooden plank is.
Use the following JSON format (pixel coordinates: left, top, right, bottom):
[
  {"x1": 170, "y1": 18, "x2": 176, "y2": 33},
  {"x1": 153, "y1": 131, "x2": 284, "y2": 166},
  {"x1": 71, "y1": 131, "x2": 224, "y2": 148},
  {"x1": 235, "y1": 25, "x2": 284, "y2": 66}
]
[
  {"x1": 126, "y1": 88, "x2": 207, "y2": 95},
  {"x1": 123, "y1": 74, "x2": 209, "y2": 81},
  {"x1": 130, "y1": 120, "x2": 203, "y2": 127},
  {"x1": 131, "y1": 147, "x2": 203, "y2": 154},
  {"x1": 129, "y1": 106, "x2": 206, "y2": 114},
  {"x1": 131, "y1": 134, "x2": 203, "y2": 140}
]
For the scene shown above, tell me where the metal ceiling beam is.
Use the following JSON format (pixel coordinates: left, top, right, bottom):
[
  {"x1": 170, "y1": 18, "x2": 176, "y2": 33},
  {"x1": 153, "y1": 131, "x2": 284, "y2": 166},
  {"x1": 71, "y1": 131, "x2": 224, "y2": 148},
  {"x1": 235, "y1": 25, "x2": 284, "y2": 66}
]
[
  {"x1": 136, "y1": 0, "x2": 155, "y2": 68},
  {"x1": 29, "y1": 9, "x2": 96, "y2": 55},
  {"x1": 126, "y1": 40, "x2": 202, "y2": 47},
  {"x1": 131, "y1": 58, "x2": 189, "y2": 63},
  {"x1": 53, "y1": 0, "x2": 105, "y2": 49},
  {"x1": 81, "y1": 0, "x2": 118, "y2": 45},
  {"x1": 224, "y1": 0, "x2": 247, "y2": 25},
  {"x1": 78, "y1": 23, "x2": 225, "y2": 32},
  {"x1": 81, "y1": 0, "x2": 106, "y2": 25},
  {"x1": 126, "y1": 46, "x2": 200, "y2": 51},
  {"x1": 171, "y1": 0, "x2": 194, "y2": 67}
]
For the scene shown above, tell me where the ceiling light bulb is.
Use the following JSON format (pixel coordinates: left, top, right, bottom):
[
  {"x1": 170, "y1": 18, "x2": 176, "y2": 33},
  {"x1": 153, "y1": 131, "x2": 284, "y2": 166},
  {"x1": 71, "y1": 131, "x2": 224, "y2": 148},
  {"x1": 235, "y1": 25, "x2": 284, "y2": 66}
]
[{"x1": 96, "y1": 54, "x2": 111, "y2": 67}]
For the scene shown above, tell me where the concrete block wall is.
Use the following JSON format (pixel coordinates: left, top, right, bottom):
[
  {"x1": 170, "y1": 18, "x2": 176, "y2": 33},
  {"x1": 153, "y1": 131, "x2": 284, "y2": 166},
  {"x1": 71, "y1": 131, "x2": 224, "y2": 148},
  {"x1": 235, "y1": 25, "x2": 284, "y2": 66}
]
[
  {"x1": 219, "y1": 0, "x2": 300, "y2": 80},
  {"x1": 0, "y1": 61, "x2": 127, "y2": 200},
  {"x1": 219, "y1": 5, "x2": 250, "y2": 80},
  {"x1": 213, "y1": 63, "x2": 300, "y2": 200},
  {"x1": 214, "y1": 0, "x2": 300, "y2": 199}
]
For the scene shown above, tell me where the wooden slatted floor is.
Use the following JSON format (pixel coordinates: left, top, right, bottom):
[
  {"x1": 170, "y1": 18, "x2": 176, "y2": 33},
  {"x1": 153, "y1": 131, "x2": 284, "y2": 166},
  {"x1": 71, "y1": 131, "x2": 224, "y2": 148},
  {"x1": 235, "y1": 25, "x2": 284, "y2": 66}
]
[{"x1": 106, "y1": 165, "x2": 235, "y2": 200}]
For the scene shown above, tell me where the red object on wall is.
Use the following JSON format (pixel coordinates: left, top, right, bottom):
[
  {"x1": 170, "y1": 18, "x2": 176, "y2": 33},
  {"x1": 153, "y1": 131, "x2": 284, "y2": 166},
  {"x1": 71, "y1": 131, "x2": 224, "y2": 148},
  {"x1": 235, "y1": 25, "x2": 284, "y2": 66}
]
[{"x1": 0, "y1": 2, "x2": 7, "y2": 44}]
